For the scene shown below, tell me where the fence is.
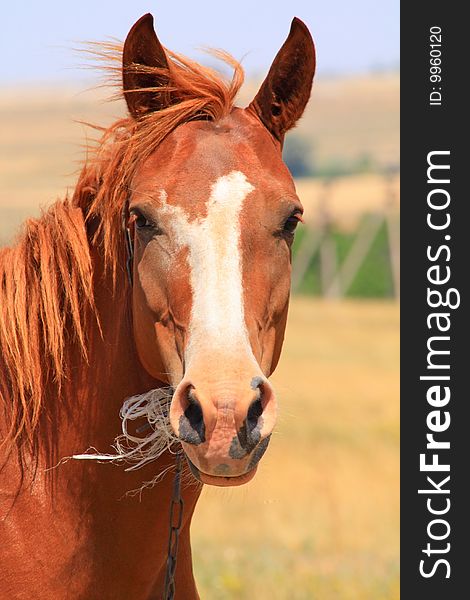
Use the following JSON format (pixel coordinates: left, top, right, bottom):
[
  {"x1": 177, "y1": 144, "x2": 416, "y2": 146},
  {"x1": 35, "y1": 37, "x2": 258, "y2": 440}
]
[{"x1": 292, "y1": 173, "x2": 400, "y2": 299}]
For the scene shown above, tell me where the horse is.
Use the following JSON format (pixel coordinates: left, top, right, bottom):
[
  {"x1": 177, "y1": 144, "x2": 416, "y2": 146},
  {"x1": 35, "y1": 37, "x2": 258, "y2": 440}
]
[{"x1": 0, "y1": 13, "x2": 315, "y2": 599}]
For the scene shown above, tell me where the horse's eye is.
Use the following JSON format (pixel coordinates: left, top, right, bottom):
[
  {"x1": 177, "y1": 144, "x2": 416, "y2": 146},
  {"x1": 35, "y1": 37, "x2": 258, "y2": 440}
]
[
  {"x1": 284, "y1": 215, "x2": 300, "y2": 234},
  {"x1": 131, "y1": 211, "x2": 154, "y2": 230},
  {"x1": 282, "y1": 212, "x2": 303, "y2": 237}
]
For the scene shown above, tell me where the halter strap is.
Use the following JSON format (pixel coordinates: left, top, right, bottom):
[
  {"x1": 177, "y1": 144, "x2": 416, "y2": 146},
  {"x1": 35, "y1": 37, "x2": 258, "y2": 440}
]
[{"x1": 122, "y1": 201, "x2": 134, "y2": 286}]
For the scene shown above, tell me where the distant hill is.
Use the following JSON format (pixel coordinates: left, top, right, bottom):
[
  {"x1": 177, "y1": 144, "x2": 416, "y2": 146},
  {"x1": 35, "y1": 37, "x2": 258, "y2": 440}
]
[
  {"x1": 301, "y1": 73, "x2": 399, "y2": 172},
  {"x1": 240, "y1": 72, "x2": 399, "y2": 175},
  {"x1": 0, "y1": 73, "x2": 399, "y2": 242}
]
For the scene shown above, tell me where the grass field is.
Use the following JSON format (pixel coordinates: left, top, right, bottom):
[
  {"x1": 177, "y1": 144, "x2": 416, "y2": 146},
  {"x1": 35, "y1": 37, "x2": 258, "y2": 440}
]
[
  {"x1": 191, "y1": 298, "x2": 399, "y2": 599},
  {"x1": 1, "y1": 76, "x2": 399, "y2": 598}
]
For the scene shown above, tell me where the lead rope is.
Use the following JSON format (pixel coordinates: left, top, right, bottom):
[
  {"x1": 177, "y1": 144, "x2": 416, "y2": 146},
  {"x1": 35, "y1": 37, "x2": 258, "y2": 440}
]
[
  {"x1": 163, "y1": 451, "x2": 184, "y2": 600},
  {"x1": 122, "y1": 204, "x2": 184, "y2": 599}
]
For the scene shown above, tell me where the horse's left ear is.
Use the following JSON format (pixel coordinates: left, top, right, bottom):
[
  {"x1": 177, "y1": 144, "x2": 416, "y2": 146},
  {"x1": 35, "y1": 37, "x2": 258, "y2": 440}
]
[
  {"x1": 248, "y1": 18, "x2": 315, "y2": 142},
  {"x1": 122, "y1": 13, "x2": 171, "y2": 119}
]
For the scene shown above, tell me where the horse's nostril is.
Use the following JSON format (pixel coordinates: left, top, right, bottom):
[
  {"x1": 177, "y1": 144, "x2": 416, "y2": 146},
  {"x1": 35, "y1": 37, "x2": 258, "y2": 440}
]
[
  {"x1": 246, "y1": 395, "x2": 263, "y2": 433},
  {"x1": 178, "y1": 386, "x2": 206, "y2": 445},
  {"x1": 185, "y1": 388, "x2": 204, "y2": 428},
  {"x1": 232, "y1": 387, "x2": 265, "y2": 456}
]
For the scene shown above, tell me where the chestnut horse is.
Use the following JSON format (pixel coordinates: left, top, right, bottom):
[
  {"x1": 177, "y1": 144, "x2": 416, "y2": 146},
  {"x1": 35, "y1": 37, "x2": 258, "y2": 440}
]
[{"x1": 0, "y1": 13, "x2": 315, "y2": 600}]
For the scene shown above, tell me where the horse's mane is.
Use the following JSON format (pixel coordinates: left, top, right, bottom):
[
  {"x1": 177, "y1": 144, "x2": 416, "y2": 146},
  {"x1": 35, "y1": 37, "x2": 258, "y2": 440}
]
[{"x1": 0, "y1": 42, "x2": 244, "y2": 453}]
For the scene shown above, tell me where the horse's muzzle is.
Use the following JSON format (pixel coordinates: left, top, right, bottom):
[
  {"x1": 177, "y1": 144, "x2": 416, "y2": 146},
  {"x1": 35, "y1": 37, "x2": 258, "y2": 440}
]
[{"x1": 169, "y1": 373, "x2": 277, "y2": 484}]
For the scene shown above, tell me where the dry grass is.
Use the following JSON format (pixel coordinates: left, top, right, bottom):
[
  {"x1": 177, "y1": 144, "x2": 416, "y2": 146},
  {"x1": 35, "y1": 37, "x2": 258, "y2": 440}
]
[
  {"x1": 300, "y1": 74, "x2": 399, "y2": 169},
  {"x1": 191, "y1": 298, "x2": 399, "y2": 599},
  {"x1": 295, "y1": 173, "x2": 399, "y2": 230}
]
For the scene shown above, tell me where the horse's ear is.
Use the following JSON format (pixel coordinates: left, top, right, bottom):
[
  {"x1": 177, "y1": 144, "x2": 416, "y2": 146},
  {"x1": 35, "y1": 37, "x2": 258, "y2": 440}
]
[
  {"x1": 122, "y1": 13, "x2": 171, "y2": 119},
  {"x1": 248, "y1": 18, "x2": 315, "y2": 142}
]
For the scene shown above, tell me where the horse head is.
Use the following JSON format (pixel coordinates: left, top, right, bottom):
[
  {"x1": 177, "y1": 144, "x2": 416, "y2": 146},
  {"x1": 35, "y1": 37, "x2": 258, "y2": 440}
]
[{"x1": 122, "y1": 14, "x2": 315, "y2": 486}]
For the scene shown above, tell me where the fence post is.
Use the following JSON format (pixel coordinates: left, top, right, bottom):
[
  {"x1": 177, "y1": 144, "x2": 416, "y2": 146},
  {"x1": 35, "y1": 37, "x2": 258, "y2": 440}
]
[
  {"x1": 291, "y1": 179, "x2": 332, "y2": 293},
  {"x1": 326, "y1": 212, "x2": 384, "y2": 298},
  {"x1": 318, "y1": 182, "x2": 340, "y2": 298}
]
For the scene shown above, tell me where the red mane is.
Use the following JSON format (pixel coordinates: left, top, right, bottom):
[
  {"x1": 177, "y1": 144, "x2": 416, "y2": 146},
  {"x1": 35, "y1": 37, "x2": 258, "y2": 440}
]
[{"x1": 0, "y1": 42, "x2": 244, "y2": 454}]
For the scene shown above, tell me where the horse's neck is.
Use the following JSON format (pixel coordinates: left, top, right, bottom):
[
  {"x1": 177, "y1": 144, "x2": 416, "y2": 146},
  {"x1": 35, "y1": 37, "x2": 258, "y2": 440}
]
[
  {"x1": 40, "y1": 260, "x2": 158, "y2": 468},
  {"x1": 4, "y1": 258, "x2": 167, "y2": 495},
  {"x1": 1, "y1": 260, "x2": 201, "y2": 599}
]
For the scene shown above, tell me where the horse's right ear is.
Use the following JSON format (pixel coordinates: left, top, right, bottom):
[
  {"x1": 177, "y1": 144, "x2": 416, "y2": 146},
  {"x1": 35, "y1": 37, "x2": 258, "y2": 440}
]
[
  {"x1": 122, "y1": 13, "x2": 171, "y2": 119},
  {"x1": 248, "y1": 18, "x2": 315, "y2": 142}
]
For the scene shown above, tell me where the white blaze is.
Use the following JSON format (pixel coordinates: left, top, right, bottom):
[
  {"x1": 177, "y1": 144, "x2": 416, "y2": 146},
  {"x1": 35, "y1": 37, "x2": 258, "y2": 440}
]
[{"x1": 160, "y1": 171, "x2": 256, "y2": 367}]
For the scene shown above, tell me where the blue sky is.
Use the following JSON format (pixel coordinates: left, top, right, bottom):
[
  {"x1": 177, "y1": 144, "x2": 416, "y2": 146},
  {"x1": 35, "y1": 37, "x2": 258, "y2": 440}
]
[{"x1": 1, "y1": 1, "x2": 399, "y2": 85}]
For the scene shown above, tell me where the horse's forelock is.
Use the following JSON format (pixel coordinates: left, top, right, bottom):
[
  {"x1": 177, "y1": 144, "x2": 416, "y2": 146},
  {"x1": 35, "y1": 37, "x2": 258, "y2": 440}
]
[{"x1": 76, "y1": 42, "x2": 244, "y2": 275}]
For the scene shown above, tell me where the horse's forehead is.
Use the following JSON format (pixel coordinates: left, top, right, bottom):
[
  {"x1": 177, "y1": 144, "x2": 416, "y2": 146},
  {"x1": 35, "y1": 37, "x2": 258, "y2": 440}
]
[
  {"x1": 159, "y1": 171, "x2": 255, "y2": 241},
  {"x1": 134, "y1": 110, "x2": 291, "y2": 215}
]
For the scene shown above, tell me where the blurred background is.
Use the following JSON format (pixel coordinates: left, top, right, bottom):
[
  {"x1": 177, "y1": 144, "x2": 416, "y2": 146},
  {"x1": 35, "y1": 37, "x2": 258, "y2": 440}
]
[{"x1": 0, "y1": 1, "x2": 399, "y2": 598}]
